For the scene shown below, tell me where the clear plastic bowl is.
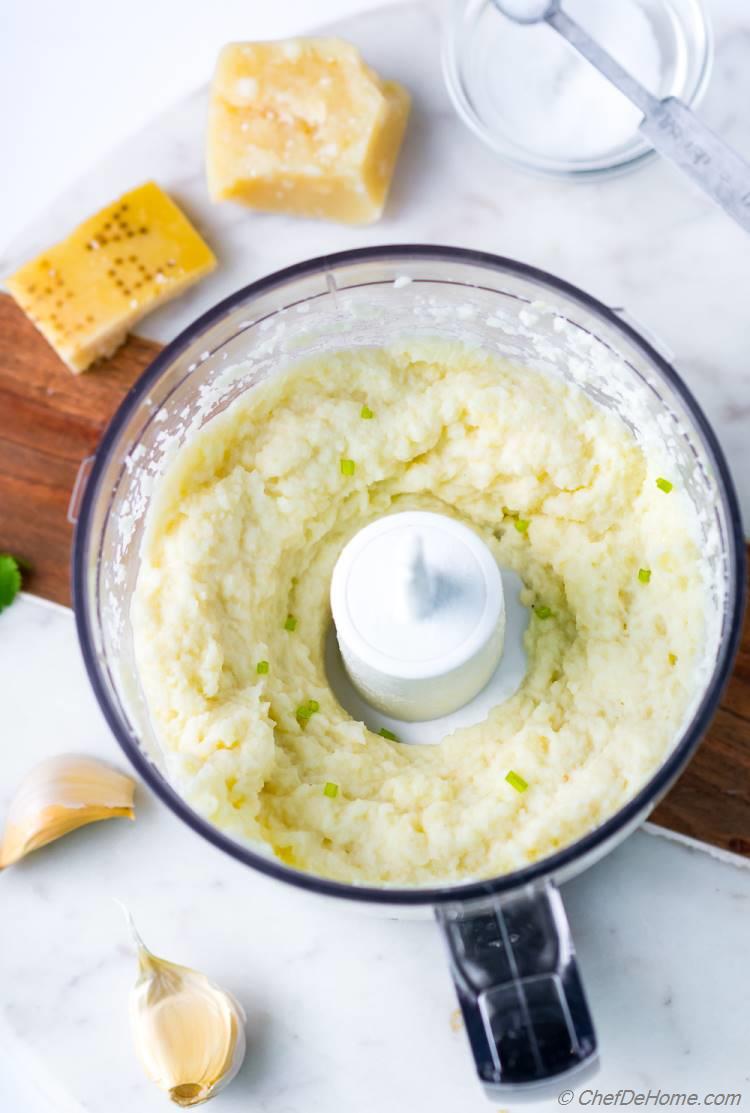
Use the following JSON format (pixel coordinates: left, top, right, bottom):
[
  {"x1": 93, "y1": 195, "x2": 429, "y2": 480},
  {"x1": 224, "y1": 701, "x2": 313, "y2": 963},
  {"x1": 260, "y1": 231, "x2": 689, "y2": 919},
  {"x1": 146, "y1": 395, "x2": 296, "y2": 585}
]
[
  {"x1": 73, "y1": 244, "x2": 744, "y2": 906},
  {"x1": 442, "y1": 0, "x2": 713, "y2": 178},
  {"x1": 72, "y1": 245, "x2": 744, "y2": 1094}
]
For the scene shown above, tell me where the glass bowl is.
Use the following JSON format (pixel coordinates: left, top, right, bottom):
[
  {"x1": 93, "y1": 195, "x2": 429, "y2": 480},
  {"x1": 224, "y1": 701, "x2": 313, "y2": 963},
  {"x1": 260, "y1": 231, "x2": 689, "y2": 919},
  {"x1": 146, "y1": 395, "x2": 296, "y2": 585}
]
[{"x1": 442, "y1": 0, "x2": 713, "y2": 178}]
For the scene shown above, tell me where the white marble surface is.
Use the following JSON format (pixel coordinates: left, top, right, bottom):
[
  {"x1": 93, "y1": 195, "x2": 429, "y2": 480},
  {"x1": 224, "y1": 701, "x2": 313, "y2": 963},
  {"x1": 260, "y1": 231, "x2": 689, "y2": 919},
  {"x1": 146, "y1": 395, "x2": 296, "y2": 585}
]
[
  {"x1": 2, "y1": 1, "x2": 750, "y2": 1109},
  {"x1": 0, "y1": 0, "x2": 406, "y2": 250},
  {"x1": 1, "y1": 595, "x2": 749, "y2": 1113},
  {"x1": 2, "y1": 2, "x2": 750, "y2": 520}
]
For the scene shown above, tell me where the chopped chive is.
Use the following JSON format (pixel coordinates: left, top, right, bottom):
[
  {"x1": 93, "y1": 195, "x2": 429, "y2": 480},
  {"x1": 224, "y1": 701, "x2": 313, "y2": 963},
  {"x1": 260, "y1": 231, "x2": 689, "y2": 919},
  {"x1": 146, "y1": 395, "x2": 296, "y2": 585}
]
[
  {"x1": 535, "y1": 605, "x2": 553, "y2": 620},
  {"x1": 293, "y1": 698, "x2": 316, "y2": 725},
  {"x1": 323, "y1": 781, "x2": 339, "y2": 798},
  {"x1": 256, "y1": 660, "x2": 269, "y2": 675},
  {"x1": 379, "y1": 727, "x2": 399, "y2": 741},
  {"x1": 514, "y1": 519, "x2": 530, "y2": 533},
  {"x1": 505, "y1": 770, "x2": 529, "y2": 794},
  {"x1": 668, "y1": 652, "x2": 678, "y2": 666},
  {"x1": 638, "y1": 568, "x2": 652, "y2": 584},
  {"x1": 656, "y1": 477, "x2": 673, "y2": 494},
  {"x1": 296, "y1": 698, "x2": 320, "y2": 725},
  {"x1": 360, "y1": 405, "x2": 374, "y2": 420},
  {"x1": 284, "y1": 614, "x2": 297, "y2": 631},
  {"x1": 340, "y1": 458, "x2": 355, "y2": 476}
]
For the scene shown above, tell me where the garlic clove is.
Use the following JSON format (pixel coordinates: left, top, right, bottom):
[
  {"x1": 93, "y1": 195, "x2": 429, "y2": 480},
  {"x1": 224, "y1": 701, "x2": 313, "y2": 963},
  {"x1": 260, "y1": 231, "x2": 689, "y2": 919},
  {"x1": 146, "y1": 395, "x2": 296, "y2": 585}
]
[
  {"x1": 0, "y1": 755, "x2": 135, "y2": 869},
  {"x1": 125, "y1": 909, "x2": 247, "y2": 1107}
]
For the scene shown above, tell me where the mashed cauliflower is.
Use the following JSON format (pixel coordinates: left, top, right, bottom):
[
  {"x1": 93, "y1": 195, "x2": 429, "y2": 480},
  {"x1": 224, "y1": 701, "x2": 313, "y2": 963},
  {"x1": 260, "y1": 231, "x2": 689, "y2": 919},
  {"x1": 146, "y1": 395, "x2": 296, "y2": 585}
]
[{"x1": 133, "y1": 340, "x2": 704, "y2": 885}]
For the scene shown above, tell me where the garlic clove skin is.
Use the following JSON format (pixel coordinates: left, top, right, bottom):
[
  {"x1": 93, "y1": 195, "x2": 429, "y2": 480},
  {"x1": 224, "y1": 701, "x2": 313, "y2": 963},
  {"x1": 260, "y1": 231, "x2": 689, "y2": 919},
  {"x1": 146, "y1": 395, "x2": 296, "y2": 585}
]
[
  {"x1": 0, "y1": 755, "x2": 135, "y2": 869},
  {"x1": 126, "y1": 913, "x2": 246, "y2": 1107}
]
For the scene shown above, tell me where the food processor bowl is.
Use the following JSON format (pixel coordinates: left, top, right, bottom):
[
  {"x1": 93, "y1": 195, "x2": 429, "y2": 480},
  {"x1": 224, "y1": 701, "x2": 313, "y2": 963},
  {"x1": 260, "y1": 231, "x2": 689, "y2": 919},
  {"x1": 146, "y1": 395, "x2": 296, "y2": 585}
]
[{"x1": 72, "y1": 246, "x2": 745, "y2": 1098}]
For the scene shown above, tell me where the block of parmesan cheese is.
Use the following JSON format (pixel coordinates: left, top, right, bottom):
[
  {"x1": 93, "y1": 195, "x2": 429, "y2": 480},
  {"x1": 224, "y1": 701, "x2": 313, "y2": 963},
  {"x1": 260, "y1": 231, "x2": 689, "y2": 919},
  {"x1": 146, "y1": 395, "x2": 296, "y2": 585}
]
[
  {"x1": 5, "y1": 182, "x2": 216, "y2": 373},
  {"x1": 206, "y1": 38, "x2": 410, "y2": 225}
]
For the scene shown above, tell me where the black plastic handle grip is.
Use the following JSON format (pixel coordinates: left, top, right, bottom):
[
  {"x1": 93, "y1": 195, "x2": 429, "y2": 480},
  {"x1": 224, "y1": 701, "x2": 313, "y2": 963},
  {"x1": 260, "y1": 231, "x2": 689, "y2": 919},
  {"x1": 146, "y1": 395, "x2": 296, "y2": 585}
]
[{"x1": 436, "y1": 882, "x2": 597, "y2": 1097}]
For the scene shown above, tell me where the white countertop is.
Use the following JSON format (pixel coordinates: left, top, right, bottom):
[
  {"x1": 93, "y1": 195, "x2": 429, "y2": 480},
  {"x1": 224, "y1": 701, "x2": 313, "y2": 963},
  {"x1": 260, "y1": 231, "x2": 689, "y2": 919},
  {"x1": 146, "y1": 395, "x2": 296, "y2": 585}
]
[
  {"x1": 0, "y1": 0, "x2": 403, "y2": 253},
  {"x1": 2, "y1": 596, "x2": 749, "y2": 1113},
  {"x1": 4, "y1": 0, "x2": 749, "y2": 523},
  {"x1": 2, "y1": 0, "x2": 749, "y2": 1109}
]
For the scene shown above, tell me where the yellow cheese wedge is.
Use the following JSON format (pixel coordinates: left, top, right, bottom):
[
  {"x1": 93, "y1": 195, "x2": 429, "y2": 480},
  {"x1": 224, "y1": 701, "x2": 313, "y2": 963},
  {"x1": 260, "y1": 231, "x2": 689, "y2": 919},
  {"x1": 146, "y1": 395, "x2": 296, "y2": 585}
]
[
  {"x1": 207, "y1": 38, "x2": 410, "y2": 225},
  {"x1": 5, "y1": 182, "x2": 216, "y2": 373}
]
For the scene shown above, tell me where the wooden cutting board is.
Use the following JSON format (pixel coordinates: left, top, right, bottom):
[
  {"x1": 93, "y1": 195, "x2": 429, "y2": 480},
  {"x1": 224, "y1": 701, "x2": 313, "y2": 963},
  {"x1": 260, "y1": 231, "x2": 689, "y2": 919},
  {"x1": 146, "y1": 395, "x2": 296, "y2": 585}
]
[{"x1": 1, "y1": 290, "x2": 748, "y2": 856}]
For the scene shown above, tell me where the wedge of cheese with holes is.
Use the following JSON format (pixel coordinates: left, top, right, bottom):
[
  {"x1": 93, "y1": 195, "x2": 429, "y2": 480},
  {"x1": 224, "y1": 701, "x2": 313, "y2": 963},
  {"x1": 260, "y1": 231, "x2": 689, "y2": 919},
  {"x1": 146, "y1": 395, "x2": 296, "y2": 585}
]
[
  {"x1": 5, "y1": 182, "x2": 216, "y2": 373},
  {"x1": 207, "y1": 38, "x2": 410, "y2": 225}
]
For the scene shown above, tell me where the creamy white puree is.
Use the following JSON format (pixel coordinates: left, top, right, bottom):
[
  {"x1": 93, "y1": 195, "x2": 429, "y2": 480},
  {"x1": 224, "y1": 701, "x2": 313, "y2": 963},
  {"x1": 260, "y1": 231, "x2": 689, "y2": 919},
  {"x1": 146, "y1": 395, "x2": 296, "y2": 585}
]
[{"x1": 133, "y1": 340, "x2": 704, "y2": 885}]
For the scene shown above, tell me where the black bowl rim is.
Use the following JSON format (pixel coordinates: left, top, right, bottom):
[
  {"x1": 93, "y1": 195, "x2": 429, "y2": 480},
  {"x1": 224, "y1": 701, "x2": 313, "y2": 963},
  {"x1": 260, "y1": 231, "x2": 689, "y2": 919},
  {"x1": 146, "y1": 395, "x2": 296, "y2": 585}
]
[{"x1": 72, "y1": 244, "x2": 747, "y2": 907}]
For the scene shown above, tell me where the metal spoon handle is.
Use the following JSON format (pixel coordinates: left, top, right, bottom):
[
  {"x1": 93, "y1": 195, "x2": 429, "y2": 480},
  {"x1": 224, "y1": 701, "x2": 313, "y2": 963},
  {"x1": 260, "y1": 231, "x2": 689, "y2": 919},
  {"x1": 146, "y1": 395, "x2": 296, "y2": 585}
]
[
  {"x1": 547, "y1": 6, "x2": 750, "y2": 234},
  {"x1": 638, "y1": 99, "x2": 750, "y2": 233}
]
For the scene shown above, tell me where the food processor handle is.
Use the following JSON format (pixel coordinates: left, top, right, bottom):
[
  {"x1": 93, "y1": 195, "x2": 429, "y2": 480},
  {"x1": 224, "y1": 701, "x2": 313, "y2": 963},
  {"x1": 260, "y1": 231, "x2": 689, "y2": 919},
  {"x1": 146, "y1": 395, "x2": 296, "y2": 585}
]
[{"x1": 436, "y1": 881, "x2": 598, "y2": 1097}]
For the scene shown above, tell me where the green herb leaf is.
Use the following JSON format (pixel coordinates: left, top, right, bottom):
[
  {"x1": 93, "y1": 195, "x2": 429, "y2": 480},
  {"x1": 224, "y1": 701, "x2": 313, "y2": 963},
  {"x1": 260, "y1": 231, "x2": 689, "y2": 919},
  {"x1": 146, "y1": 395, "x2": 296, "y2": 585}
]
[
  {"x1": 360, "y1": 405, "x2": 374, "y2": 420},
  {"x1": 0, "y1": 554, "x2": 22, "y2": 613},
  {"x1": 656, "y1": 477, "x2": 673, "y2": 494},
  {"x1": 340, "y1": 458, "x2": 355, "y2": 476},
  {"x1": 323, "y1": 782, "x2": 339, "y2": 798},
  {"x1": 505, "y1": 770, "x2": 528, "y2": 794},
  {"x1": 379, "y1": 727, "x2": 399, "y2": 742},
  {"x1": 638, "y1": 568, "x2": 652, "y2": 584},
  {"x1": 535, "y1": 605, "x2": 553, "y2": 620},
  {"x1": 308, "y1": 699, "x2": 320, "y2": 713},
  {"x1": 284, "y1": 615, "x2": 297, "y2": 631},
  {"x1": 256, "y1": 660, "x2": 269, "y2": 675},
  {"x1": 514, "y1": 519, "x2": 530, "y2": 533}
]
